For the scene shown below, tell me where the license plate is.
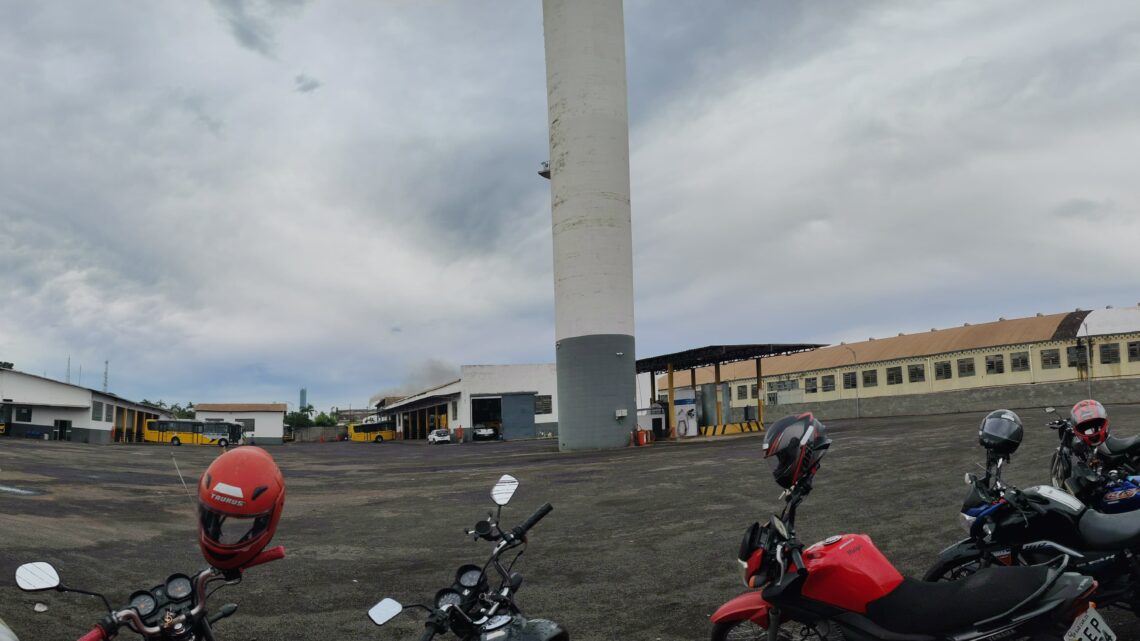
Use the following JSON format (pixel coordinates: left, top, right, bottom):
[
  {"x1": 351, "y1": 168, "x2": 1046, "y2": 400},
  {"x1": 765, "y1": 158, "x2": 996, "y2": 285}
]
[{"x1": 1065, "y1": 608, "x2": 1116, "y2": 641}]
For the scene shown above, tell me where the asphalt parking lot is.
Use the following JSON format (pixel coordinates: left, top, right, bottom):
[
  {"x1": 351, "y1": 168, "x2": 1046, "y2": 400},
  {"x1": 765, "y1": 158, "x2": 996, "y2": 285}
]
[{"x1": 4, "y1": 406, "x2": 1140, "y2": 640}]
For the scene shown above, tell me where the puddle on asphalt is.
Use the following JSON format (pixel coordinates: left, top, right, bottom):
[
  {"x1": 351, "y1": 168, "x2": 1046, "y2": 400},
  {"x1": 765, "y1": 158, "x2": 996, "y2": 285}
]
[{"x1": 0, "y1": 484, "x2": 46, "y2": 496}]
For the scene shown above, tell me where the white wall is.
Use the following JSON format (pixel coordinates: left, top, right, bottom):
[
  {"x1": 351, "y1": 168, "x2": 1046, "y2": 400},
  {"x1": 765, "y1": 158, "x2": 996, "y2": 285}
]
[
  {"x1": 452, "y1": 364, "x2": 560, "y2": 431},
  {"x1": 195, "y1": 410, "x2": 284, "y2": 441},
  {"x1": 0, "y1": 370, "x2": 109, "y2": 431}
]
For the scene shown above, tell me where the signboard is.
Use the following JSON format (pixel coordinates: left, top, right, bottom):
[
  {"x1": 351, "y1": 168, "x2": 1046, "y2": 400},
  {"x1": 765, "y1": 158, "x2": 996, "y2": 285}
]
[{"x1": 674, "y1": 388, "x2": 698, "y2": 437}]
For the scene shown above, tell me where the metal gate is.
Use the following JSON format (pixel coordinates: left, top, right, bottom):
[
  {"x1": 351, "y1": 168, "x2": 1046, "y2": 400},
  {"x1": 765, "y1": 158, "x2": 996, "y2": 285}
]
[{"x1": 500, "y1": 394, "x2": 536, "y2": 440}]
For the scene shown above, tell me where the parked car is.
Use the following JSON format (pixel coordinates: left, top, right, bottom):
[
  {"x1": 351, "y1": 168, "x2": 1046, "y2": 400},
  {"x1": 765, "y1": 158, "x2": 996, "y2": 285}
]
[
  {"x1": 427, "y1": 429, "x2": 452, "y2": 445},
  {"x1": 472, "y1": 425, "x2": 497, "y2": 441}
]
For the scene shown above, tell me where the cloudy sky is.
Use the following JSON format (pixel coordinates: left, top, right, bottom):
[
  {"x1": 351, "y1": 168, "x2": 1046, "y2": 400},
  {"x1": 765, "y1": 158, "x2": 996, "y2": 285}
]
[{"x1": 2, "y1": 1, "x2": 1138, "y2": 411}]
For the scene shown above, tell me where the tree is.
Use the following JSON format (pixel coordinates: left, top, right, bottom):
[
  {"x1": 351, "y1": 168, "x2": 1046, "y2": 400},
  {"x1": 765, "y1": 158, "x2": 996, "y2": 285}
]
[
  {"x1": 284, "y1": 411, "x2": 313, "y2": 429},
  {"x1": 314, "y1": 411, "x2": 336, "y2": 427}
]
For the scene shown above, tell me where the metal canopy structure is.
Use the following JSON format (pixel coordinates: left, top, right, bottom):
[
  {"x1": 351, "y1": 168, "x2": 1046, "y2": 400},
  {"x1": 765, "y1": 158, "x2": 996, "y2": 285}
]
[
  {"x1": 635, "y1": 344, "x2": 824, "y2": 375},
  {"x1": 637, "y1": 343, "x2": 825, "y2": 437}
]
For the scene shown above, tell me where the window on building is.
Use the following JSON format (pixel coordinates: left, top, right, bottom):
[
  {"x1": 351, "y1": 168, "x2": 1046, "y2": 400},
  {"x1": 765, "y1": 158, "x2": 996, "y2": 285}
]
[
  {"x1": 1041, "y1": 349, "x2": 1061, "y2": 369},
  {"x1": 657, "y1": 394, "x2": 668, "y2": 404},
  {"x1": 822, "y1": 375, "x2": 836, "y2": 392},
  {"x1": 104, "y1": 404, "x2": 115, "y2": 422},
  {"x1": 451, "y1": 401, "x2": 458, "y2": 419},
  {"x1": 805, "y1": 377, "x2": 818, "y2": 393},
  {"x1": 750, "y1": 384, "x2": 758, "y2": 398},
  {"x1": 886, "y1": 367, "x2": 903, "y2": 385},
  {"x1": 1068, "y1": 345, "x2": 1089, "y2": 367},
  {"x1": 737, "y1": 385, "x2": 747, "y2": 400},
  {"x1": 767, "y1": 393, "x2": 778, "y2": 405},
  {"x1": 985, "y1": 355, "x2": 1005, "y2": 375},
  {"x1": 863, "y1": 370, "x2": 878, "y2": 387},
  {"x1": 843, "y1": 372, "x2": 857, "y2": 389},
  {"x1": 91, "y1": 401, "x2": 103, "y2": 421},
  {"x1": 1101, "y1": 343, "x2": 1121, "y2": 365},
  {"x1": 15, "y1": 406, "x2": 32, "y2": 422},
  {"x1": 1010, "y1": 351, "x2": 1030, "y2": 372},
  {"x1": 535, "y1": 395, "x2": 552, "y2": 415},
  {"x1": 908, "y1": 364, "x2": 925, "y2": 383},
  {"x1": 934, "y1": 361, "x2": 952, "y2": 380},
  {"x1": 1130, "y1": 342, "x2": 1140, "y2": 362},
  {"x1": 958, "y1": 358, "x2": 976, "y2": 377}
]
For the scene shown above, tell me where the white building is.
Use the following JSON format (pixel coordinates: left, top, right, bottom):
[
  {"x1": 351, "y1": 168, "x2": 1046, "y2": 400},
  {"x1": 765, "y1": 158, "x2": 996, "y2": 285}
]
[
  {"x1": 0, "y1": 368, "x2": 170, "y2": 444},
  {"x1": 381, "y1": 364, "x2": 558, "y2": 441},
  {"x1": 194, "y1": 403, "x2": 287, "y2": 445}
]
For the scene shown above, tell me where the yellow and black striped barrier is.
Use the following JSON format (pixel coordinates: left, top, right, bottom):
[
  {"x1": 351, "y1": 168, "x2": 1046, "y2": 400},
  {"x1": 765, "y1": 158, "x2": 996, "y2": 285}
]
[{"x1": 698, "y1": 421, "x2": 764, "y2": 436}]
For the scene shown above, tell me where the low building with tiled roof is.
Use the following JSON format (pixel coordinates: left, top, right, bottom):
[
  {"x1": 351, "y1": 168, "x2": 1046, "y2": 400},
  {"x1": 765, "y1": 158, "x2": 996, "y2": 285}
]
[{"x1": 657, "y1": 306, "x2": 1140, "y2": 422}]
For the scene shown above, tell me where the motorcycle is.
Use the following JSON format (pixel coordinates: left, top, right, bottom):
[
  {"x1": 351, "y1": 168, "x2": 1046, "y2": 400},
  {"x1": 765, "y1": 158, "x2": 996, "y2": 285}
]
[
  {"x1": 367, "y1": 474, "x2": 567, "y2": 641},
  {"x1": 928, "y1": 442, "x2": 1140, "y2": 615},
  {"x1": 1047, "y1": 406, "x2": 1140, "y2": 513},
  {"x1": 712, "y1": 455, "x2": 1101, "y2": 639},
  {"x1": 14, "y1": 546, "x2": 285, "y2": 641}
]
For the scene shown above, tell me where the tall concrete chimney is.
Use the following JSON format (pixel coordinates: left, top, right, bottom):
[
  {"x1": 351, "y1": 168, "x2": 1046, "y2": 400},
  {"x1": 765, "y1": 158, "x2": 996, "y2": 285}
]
[{"x1": 542, "y1": 0, "x2": 636, "y2": 450}]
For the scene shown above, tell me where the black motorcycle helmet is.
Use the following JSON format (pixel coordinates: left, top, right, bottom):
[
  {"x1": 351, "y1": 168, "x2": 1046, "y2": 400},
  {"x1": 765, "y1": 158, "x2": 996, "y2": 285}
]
[
  {"x1": 763, "y1": 412, "x2": 831, "y2": 489},
  {"x1": 978, "y1": 409, "x2": 1023, "y2": 456}
]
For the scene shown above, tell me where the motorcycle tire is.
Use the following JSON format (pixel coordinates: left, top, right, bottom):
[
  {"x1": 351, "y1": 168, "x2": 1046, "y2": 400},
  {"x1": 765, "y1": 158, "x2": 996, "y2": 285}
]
[
  {"x1": 922, "y1": 556, "x2": 984, "y2": 582},
  {"x1": 1050, "y1": 451, "x2": 1068, "y2": 490},
  {"x1": 711, "y1": 620, "x2": 839, "y2": 641}
]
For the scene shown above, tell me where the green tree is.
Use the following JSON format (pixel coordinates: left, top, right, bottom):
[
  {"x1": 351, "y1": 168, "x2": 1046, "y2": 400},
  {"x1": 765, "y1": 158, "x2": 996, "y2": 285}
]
[
  {"x1": 284, "y1": 411, "x2": 313, "y2": 429},
  {"x1": 314, "y1": 411, "x2": 336, "y2": 427}
]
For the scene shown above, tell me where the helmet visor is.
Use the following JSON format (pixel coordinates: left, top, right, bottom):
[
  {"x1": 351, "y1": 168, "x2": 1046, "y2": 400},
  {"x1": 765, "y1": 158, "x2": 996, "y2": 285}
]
[
  {"x1": 1077, "y1": 418, "x2": 1107, "y2": 436},
  {"x1": 200, "y1": 506, "x2": 271, "y2": 546},
  {"x1": 981, "y1": 415, "x2": 1020, "y2": 441}
]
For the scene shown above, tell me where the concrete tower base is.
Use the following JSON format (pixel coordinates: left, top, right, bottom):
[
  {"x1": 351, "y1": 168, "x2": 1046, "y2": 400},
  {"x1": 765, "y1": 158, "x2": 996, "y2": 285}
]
[{"x1": 556, "y1": 334, "x2": 637, "y2": 450}]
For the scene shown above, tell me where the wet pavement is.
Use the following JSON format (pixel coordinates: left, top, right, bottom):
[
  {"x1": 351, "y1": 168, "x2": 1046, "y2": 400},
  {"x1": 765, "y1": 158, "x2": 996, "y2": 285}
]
[{"x1": 3, "y1": 406, "x2": 1140, "y2": 640}]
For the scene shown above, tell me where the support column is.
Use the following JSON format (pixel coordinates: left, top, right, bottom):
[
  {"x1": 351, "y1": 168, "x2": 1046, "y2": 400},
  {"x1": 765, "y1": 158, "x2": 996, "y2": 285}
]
[
  {"x1": 667, "y1": 364, "x2": 676, "y2": 439},
  {"x1": 714, "y1": 362, "x2": 722, "y2": 431},
  {"x1": 543, "y1": 0, "x2": 636, "y2": 451},
  {"x1": 756, "y1": 357, "x2": 765, "y2": 428}
]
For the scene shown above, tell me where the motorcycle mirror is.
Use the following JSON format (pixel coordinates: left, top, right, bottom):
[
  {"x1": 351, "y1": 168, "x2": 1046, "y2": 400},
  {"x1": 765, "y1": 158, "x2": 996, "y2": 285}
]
[
  {"x1": 15, "y1": 562, "x2": 60, "y2": 591},
  {"x1": 367, "y1": 598, "x2": 403, "y2": 626},
  {"x1": 491, "y1": 474, "x2": 519, "y2": 506}
]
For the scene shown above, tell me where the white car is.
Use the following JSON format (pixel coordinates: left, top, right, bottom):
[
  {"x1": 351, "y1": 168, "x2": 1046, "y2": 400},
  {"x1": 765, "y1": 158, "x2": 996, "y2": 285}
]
[
  {"x1": 427, "y1": 429, "x2": 452, "y2": 444},
  {"x1": 473, "y1": 425, "x2": 497, "y2": 441}
]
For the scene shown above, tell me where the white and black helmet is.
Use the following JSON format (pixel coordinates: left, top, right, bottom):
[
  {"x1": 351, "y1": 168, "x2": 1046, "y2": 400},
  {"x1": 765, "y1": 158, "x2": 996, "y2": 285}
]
[{"x1": 978, "y1": 409, "x2": 1023, "y2": 456}]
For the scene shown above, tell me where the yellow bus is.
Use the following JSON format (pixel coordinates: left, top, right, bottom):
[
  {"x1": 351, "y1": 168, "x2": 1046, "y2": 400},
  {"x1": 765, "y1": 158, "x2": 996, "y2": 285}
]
[
  {"x1": 143, "y1": 419, "x2": 243, "y2": 447},
  {"x1": 348, "y1": 415, "x2": 397, "y2": 442}
]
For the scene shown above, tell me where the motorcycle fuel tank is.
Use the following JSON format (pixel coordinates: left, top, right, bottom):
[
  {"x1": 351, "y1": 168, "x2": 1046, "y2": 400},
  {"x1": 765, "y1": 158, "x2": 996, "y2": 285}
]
[
  {"x1": 801, "y1": 534, "x2": 903, "y2": 613},
  {"x1": 1098, "y1": 478, "x2": 1140, "y2": 514}
]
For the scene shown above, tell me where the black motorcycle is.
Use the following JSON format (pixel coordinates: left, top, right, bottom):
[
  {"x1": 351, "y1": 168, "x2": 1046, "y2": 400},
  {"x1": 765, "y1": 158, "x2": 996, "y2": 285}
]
[
  {"x1": 367, "y1": 474, "x2": 567, "y2": 641},
  {"x1": 14, "y1": 546, "x2": 285, "y2": 640},
  {"x1": 927, "y1": 447, "x2": 1140, "y2": 616},
  {"x1": 1047, "y1": 407, "x2": 1140, "y2": 512}
]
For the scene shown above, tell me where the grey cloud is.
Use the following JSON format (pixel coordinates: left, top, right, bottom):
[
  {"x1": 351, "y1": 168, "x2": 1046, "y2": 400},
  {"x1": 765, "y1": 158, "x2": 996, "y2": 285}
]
[
  {"x1": 1054, "y1": 198, "x2": 1115, "y2": 222},
  {"x1": 178, "y1": 95, "x2": 224, "y2": 135},
  {"x1": 209, "y1": 0, "x2": 308, "y2": 56},
  {"x1": 294, "y1": 74, "x2": 321, "y2": 93}
]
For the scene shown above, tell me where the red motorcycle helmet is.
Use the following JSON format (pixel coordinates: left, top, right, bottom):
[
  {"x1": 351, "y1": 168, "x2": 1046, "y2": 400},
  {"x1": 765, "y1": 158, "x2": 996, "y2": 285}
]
[
  {"x1": 198, "y1": 447, "x2": 285, "y2": 570},
  {"x1": 1070, "y1": 399, "x2": 1109, "y2": 446},
  {"x1": 763, "y1": 412, "x2": 831, "y2": 489}
]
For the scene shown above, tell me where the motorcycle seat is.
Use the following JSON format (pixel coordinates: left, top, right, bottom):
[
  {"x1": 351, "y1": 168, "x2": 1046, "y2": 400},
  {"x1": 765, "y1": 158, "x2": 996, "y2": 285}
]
[
  {"x1": 1078, "y1": 506, "x2": 1140, "y2": 550},
  {"x1": 863, "y1": 566, "x2": 1049, "y2": 635},
  {"x1": 1100, "y1": 434, "x2": 1140, "y2": 456}
]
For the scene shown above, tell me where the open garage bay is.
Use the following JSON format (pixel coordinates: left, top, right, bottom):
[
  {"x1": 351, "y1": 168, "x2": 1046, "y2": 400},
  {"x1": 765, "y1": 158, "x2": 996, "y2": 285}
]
[{"x1": 4, "y1": 407, "x2": 1140, "y2": 639}]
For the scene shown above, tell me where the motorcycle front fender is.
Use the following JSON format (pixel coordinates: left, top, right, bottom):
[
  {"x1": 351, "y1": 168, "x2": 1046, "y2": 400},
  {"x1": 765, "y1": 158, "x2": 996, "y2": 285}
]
[
  {"x1": 482, "y1": 616, "x2": 568, "y2": 641},
  {"x1": 710, "y1": 591, "x2": 770, "y2": 627},
  {"x1": 922, "y1": 537, "x2": 984, "y2": 581}
]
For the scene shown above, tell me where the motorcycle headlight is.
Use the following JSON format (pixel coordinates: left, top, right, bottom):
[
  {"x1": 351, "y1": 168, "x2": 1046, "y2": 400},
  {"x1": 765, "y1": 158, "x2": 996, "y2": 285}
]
[{"x1": 958, "y1": 512, "x2": 976, "y2": 533}]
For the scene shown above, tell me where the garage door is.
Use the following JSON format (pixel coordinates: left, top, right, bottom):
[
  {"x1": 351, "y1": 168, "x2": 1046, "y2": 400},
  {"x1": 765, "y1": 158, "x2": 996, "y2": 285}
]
[{"x1": 500, "y1": 394, "x2": 536, "y2": 440}]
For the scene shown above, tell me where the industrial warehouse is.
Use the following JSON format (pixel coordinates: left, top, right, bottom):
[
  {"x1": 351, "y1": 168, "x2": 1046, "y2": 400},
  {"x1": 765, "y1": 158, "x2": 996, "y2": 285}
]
[
  {"x1": 655, "y1": 306, "x2": 1140, "y2": 429},
  {"x1": 378, "y1": 364, "x2": 558, "y2": 441}
]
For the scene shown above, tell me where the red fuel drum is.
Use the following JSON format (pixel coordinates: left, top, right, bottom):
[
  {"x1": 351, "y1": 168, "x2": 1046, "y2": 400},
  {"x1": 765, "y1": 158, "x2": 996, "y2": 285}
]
[{"x1": 800, "y1": 534, "x2": 902, "y2": 613}]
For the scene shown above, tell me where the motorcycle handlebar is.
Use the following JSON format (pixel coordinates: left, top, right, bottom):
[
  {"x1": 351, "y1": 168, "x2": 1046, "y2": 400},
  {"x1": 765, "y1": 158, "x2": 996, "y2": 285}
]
[
  {"x1": 513, "y1": 503, "x2": 553, "y2": 539},
  {"x1": 789, "y1": 547, "x2": 808, "y2": 577},
  {"x1": 76, "y1": 626, "x2": 105, "y2": 641}
]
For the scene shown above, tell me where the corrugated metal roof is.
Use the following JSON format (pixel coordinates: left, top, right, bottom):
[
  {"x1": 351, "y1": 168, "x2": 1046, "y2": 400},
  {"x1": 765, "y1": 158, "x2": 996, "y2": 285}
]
[
  {"x1": 661, "y1": 310, "x2": 1091, "y2": 388},
  {"x1": 195, "y1": 403, "x2": 287, "y2": 413},
  {"x1": 1081, "y1": 306, "x2": 1140, "y2": 336}
]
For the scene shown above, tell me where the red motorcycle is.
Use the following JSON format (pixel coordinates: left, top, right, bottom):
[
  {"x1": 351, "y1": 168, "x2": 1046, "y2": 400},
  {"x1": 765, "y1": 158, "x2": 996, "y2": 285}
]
[{"x1": 710, "y1": 413, "x2": 1107, "y2": 641}]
